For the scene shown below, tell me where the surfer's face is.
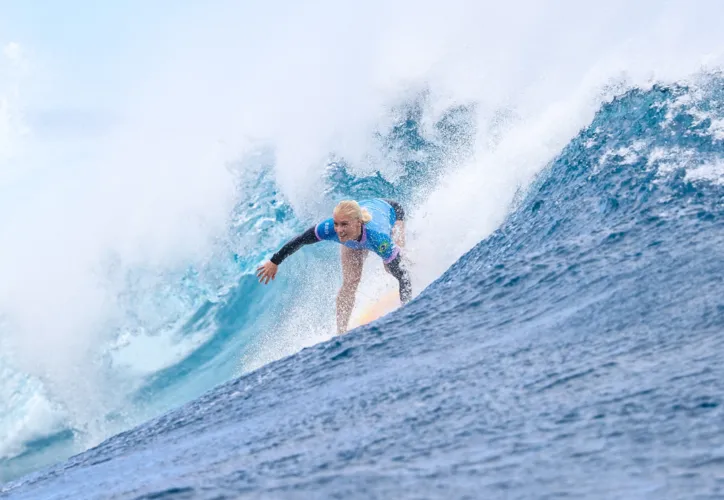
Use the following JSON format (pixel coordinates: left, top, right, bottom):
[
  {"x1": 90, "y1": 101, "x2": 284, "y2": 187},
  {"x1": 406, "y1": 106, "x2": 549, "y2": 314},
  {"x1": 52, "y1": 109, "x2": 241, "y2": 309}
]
[{"x1": 333, "y1": 213, "x2": 362, "y2": 242}]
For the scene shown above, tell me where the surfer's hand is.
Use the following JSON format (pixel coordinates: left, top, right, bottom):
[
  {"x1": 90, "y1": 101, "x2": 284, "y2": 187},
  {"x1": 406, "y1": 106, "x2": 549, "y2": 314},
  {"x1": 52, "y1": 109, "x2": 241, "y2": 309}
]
[{"x1": 256, "y1": 261, "x2": 278, "y2": 284}]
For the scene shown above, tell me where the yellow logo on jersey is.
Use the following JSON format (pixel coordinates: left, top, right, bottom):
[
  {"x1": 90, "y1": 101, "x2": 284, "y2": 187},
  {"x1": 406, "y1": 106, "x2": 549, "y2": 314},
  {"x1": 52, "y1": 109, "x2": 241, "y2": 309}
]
[{"x1": 378, "y1": 242, "x2": 389, "y2": 254}]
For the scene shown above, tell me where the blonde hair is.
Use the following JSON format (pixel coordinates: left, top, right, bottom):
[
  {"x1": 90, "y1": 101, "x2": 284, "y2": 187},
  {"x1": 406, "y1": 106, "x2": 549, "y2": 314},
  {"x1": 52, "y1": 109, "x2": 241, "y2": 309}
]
[{"x1": 334, "y1": 200, "x2": 372, "y2": 223}]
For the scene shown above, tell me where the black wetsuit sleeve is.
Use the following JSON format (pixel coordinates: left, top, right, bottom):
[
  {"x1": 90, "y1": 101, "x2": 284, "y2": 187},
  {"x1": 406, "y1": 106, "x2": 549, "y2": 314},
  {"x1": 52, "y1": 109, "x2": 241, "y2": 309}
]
[
  {"x1": 385, "y1": 254, "x2": 412, "y2": 304},
  {"x1": 270, "y1": 226, "x2": 319, "y2": 265}
]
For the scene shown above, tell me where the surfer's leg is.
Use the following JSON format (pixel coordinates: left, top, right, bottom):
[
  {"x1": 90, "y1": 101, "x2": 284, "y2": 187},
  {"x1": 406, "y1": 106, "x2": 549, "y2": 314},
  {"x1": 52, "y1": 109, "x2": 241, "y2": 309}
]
[
  {"x1": 392, "y1": 220, "x2": 406, "y2": 248},
  {"x1": 337, "y1": 247, "x2": 368, "y2": 334},
  {"x1": 384, "y1": 255, "x2": 412, "y2": 304},
  {"x1": 384, "y1": 199, "x2": 406, "y2": 248}
]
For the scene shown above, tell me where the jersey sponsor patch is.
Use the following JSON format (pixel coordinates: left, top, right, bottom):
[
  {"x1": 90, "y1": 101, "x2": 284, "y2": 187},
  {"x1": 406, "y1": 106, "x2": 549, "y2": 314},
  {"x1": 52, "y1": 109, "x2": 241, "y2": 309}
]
[{"x1": 316, "y1": 218, "x2": 336, "y2": 240}]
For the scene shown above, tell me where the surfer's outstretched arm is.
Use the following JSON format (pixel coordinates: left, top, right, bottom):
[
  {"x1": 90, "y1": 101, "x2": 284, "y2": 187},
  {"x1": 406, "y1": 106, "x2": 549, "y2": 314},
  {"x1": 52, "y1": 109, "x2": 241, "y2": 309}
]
[
  {"x1": 271, "y1": 227, "x2": 319, "y2": 265},
  {"x1": 256, "y1": 226, "x2": 319, "y2": 284},
  {"x1": 385, "y1": 255, "x2": 412, "y2": 304}
]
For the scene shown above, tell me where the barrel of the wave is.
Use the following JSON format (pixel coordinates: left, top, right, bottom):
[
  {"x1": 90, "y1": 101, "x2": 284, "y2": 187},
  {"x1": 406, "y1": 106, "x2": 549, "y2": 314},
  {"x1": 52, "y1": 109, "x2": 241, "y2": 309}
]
[{"x1": 348, "y1": 289, "x2": 401, "y2": 330}]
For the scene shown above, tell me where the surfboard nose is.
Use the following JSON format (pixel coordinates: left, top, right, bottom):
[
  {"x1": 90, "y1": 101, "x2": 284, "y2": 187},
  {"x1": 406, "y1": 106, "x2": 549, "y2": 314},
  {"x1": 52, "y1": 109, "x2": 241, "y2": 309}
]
[{"x1": 348, "y1": 290, "x2": 401, "y2": 330}]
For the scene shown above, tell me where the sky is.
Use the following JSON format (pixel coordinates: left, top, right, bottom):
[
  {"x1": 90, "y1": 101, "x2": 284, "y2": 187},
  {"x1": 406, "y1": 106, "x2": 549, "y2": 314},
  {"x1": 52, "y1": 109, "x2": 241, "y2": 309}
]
[
  {"x1": 0, "y1": 0, "x2": 229, "y2": 187},
  {"x1": 0, "y1": 1, "x2": 198, "y2": 142}
]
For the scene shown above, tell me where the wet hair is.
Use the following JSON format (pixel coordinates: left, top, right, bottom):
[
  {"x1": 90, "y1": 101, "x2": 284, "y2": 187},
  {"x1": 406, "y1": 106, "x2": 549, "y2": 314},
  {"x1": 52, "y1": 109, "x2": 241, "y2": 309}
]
[{"x1": 333, "y1": 200, "x2": 372, "y2": 223}]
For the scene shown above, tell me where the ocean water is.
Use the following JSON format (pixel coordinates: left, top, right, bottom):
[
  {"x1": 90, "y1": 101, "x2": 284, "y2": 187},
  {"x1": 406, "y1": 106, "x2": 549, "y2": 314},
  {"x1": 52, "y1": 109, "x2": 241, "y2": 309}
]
[{"x1": 2, "y1": 1, "x2": 724, "y2": 498}]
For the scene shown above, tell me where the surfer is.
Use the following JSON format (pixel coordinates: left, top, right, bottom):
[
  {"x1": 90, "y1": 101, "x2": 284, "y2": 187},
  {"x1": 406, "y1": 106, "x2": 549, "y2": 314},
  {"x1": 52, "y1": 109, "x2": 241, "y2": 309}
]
[{"x1": 256, "y1": 199, "x2": 412, "y2": 334}]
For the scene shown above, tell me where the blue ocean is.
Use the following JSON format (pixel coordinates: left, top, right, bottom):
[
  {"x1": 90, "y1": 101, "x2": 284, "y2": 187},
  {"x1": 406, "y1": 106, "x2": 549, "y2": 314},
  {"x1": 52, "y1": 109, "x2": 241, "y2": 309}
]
[{"x1": 1, "y1": 2, "x2": 724, "y2": 498}]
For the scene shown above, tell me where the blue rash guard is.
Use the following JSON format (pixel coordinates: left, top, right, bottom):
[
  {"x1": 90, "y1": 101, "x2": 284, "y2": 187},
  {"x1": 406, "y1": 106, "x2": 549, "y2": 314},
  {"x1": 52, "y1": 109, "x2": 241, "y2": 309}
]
[
  {"x1": 314, "y1": 199, "x2": 400, "y2": 264},
  {"x1": 269, "y1": 198, "x2": 411, "y2": 303}
]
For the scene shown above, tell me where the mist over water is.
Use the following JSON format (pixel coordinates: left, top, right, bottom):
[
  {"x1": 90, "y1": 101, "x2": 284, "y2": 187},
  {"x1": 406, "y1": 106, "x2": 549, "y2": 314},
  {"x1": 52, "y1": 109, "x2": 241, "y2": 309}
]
[{"x1": 1, "y1": 0, "x2": 723, "y2": 483}]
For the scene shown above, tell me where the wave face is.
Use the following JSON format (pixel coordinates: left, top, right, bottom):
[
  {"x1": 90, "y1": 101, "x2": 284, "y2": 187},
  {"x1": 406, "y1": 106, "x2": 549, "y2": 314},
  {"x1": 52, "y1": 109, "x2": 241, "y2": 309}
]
[
  {"x1": 0, "y1": 91, "x2": 473, "y2": 482},
  {"x1": 3, "y1": 77, "x2": 724, "y2": 498}
]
